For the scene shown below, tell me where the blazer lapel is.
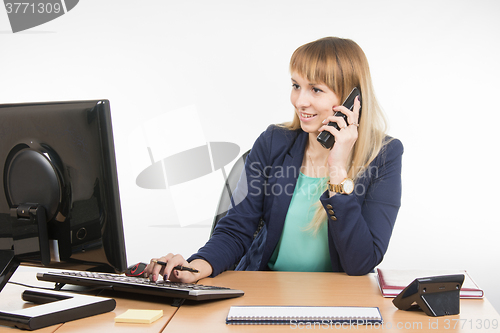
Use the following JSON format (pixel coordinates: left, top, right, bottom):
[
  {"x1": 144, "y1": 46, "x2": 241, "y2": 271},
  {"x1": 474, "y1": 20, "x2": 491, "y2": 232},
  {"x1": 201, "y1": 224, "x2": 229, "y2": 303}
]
[{"x1": 261, "y1": 130, "x2": 308, "y2": 267}]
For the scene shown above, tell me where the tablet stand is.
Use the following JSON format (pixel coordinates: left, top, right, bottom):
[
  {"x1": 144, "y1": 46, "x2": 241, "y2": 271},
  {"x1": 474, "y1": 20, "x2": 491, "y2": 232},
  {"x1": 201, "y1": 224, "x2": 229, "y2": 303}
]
[
  {"x1": 0, "y1": 205, "x2": 116, "y2": 330},
  {"x1": 0, "y1": 288, "x2": 116, "y2": 330},
  {"x1": 392, "y1": 274, "x2": 464, "y2": 316}
]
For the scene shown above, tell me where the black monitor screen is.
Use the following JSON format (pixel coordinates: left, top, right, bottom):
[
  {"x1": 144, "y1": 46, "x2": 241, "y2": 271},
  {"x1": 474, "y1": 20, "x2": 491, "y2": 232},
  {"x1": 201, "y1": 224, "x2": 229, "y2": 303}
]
[{"x1": 0, "y1": 100, "x2": 127, "y2": 283}]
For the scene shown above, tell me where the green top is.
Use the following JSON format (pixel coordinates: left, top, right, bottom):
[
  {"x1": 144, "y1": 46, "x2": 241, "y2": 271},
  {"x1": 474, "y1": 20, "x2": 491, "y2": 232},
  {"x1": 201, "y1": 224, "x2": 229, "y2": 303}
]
[{"x1": 267, "y1": 172, "x2": 332, "y2": 272}]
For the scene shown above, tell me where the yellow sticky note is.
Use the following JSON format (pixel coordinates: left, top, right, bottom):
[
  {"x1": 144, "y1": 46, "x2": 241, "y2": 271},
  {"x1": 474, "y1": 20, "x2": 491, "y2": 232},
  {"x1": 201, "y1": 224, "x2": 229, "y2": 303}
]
[{"x1": 114, "y1": 309, "x2": 163, "y2": 324}]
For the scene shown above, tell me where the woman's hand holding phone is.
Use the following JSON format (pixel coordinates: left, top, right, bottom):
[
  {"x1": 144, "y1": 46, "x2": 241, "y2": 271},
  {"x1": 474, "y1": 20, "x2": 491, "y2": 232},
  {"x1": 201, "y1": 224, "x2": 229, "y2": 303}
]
[{"x1": 319, "y1": 95, "x2": 361, "y2": 183}]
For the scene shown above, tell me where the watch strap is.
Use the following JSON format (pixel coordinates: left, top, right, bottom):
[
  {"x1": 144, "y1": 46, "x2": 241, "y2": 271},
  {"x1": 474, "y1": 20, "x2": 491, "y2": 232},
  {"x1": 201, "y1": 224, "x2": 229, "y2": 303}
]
[
  {"x1": 328, "y1": 182, "x2": 343, "y2": 193},
  {"x1": 328, "y1": 178, "x2": 354, "y2": 194}
]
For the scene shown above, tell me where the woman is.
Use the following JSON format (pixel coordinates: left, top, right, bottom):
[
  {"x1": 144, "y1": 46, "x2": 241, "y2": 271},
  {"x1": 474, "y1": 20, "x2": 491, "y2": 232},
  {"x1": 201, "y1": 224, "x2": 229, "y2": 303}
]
[{"x1": 145, "y1": 37, "x2": 403, "y2": 283}]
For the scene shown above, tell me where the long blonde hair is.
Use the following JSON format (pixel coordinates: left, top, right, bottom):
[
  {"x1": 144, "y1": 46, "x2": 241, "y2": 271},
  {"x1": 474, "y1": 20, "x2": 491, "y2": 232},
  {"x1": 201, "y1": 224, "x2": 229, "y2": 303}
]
[{"x1": 282, "y1": 37, "x2": 389, "y2": 232}]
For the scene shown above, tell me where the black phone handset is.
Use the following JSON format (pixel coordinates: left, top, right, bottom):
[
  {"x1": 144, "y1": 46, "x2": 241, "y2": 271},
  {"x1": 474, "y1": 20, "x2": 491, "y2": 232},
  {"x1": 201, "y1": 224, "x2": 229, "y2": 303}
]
[{"x1": 317, "y1": 87, "x2": 362, "y2": 149}]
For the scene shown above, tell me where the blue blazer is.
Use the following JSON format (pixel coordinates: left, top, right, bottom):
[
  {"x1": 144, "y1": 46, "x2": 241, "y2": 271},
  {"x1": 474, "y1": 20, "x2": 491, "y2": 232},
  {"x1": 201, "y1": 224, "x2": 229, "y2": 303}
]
[{"x1": 188, "y1": 125, "x2": 403, "y2": 276}]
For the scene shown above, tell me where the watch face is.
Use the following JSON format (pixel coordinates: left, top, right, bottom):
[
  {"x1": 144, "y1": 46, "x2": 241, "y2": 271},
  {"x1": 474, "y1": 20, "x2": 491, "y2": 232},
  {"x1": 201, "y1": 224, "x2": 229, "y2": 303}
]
[{"x1": 343, "y1": 179, "x2": 354, "y2": 194}]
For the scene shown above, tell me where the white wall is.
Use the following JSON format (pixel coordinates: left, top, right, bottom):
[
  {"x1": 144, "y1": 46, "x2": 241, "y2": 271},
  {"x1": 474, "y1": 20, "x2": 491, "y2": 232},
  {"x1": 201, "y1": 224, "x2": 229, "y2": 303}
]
[{"x1": 1, "y1": 0, "x2": 499, "y2": 313}]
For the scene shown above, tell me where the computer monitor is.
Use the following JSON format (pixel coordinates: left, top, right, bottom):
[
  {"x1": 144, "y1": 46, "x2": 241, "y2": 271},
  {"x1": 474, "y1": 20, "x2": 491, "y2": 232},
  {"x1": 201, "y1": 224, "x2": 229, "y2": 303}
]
[{"x1": 0, "y1": 99, "x2": 127, "y2": 292}]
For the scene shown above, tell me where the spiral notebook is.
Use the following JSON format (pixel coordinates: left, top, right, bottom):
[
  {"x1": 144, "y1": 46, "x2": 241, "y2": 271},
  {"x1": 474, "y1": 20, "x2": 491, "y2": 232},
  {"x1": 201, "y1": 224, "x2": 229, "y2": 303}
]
[{"x1": 226, "y1": 306, "x2": 382, "y2": 325}]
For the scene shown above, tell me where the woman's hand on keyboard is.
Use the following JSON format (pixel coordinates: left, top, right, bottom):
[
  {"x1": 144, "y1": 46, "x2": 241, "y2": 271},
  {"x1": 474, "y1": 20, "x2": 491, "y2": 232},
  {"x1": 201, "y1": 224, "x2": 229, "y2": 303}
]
[{"x1": 145, "y1": 254, "x2": 212, "y2": 284}]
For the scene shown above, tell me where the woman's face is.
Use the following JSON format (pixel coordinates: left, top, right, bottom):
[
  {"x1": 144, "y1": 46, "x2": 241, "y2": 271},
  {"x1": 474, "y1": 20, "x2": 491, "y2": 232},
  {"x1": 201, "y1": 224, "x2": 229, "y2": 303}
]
[{"x1": 290, "y1": 73, "x2": 340, "y2": 136}]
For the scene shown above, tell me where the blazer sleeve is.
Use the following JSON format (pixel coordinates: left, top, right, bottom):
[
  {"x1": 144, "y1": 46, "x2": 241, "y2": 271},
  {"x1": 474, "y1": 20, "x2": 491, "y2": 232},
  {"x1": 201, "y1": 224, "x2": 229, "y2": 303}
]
[
  {"x1": 187, "y1": 125, "x2": 277, "y2": 276},
  {"x1": 320, "y1": 138, "x2": 404, "y2": 275}
]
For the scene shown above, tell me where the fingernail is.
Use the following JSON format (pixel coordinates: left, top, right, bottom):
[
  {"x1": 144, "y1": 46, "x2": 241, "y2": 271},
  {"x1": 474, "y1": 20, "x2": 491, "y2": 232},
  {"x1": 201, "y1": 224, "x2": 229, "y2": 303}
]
[{"x1": 322, "y1": 119, "x2": 327, "y2": 124}]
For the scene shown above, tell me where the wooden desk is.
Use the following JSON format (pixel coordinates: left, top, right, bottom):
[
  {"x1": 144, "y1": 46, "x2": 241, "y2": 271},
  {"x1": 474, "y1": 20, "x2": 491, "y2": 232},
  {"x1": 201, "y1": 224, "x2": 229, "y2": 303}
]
[
  {"x1": 1, "y1": 269, "x2": 498, "y2": 332},
  {"x1": 166, "y1": 271, "x2": 500, "y2": 332},
  {"x1": 0, "y1": 266, "x2": 178, "y2": 333}
]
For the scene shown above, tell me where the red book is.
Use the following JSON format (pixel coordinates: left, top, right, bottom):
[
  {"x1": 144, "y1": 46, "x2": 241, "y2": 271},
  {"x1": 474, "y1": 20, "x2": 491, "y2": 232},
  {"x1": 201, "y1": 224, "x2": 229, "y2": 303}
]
[{"x1": 376, "y1": 268, "x2": 484, "y2": 298}]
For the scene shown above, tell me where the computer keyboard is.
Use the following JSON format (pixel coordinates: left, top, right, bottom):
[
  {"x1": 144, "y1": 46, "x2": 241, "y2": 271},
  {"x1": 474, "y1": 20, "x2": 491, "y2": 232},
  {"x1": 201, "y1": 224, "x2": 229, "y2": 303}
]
[{"x1": 37, "y1": 271, "x2": 244, "y2": 301}]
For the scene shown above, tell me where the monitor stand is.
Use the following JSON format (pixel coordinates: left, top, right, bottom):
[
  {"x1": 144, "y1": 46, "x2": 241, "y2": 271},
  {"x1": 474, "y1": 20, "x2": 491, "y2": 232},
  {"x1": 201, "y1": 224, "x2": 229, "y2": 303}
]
[{"x1": 0, "y1": 203, "x2": 50, "y2": 293}]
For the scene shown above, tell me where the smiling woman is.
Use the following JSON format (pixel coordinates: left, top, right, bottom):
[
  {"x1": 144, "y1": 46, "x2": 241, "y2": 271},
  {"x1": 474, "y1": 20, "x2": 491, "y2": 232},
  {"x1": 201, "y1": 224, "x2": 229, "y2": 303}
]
[
  {"x1": 290, "y1": 74, "x2": 340, "y2": 136},
  {"x1": 284, "y1": 37, "x2": 392, "y2": 233},
  {"x1": 146, "y1": 36, "x2": 403, "y2": 282}
]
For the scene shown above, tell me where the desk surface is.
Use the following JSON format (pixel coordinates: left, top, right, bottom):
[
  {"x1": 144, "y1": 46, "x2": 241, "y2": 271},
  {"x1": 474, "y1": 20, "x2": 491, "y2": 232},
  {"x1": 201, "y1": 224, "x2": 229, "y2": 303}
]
[
  {"x1": 167, "y1": 271, "x2": 500, "y2": 333},
  {"x1": 0, "y1": 268, "x2": 498, "y2": 332}
]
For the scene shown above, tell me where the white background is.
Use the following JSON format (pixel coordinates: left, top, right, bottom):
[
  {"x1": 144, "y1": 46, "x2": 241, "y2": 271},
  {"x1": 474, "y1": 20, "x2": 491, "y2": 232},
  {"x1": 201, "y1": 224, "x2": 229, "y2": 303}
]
[{"x1": 1, "y1": 0, "x2": 499, "y2": 313}]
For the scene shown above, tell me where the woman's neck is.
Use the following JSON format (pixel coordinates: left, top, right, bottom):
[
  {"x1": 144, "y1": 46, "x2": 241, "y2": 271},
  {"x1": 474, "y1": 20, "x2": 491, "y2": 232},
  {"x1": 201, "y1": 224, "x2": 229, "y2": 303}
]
[
  {"x1": 306, "y1": 133, "x2": 329, "y2": 158},
  {"x1": 303, "y1": 134, "x2": 330, "y2": 178}
]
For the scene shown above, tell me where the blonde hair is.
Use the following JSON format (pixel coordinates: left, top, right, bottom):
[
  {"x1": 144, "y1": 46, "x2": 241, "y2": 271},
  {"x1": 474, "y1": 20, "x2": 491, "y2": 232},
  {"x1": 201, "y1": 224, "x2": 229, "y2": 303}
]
[{"x1": 282, "y1": 37, "x2": 389, "y2": 232}]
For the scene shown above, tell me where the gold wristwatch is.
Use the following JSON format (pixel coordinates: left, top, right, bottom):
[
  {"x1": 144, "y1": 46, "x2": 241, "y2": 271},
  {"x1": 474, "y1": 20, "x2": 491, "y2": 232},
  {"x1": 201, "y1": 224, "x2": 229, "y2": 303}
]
[{"x1": 328, "y1": 178, "x2": 354, "y2": 195}]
